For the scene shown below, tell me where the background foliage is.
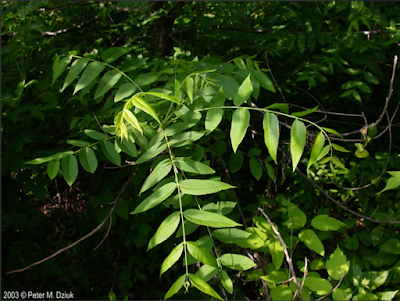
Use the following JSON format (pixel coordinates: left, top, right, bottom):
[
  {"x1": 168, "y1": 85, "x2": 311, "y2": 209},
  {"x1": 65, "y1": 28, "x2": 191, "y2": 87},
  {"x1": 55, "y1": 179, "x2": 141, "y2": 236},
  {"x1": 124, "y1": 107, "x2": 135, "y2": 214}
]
[{"x1": 2, "y1": 1, "x2": 400, "y2": 300}]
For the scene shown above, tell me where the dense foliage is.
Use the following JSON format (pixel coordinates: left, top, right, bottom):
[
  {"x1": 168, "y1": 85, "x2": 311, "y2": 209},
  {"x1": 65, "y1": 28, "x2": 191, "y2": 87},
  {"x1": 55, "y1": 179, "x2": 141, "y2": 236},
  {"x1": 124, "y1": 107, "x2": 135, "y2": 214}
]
[{"x1": 2, "y1": 1, "x2": 400, "y2": 300}]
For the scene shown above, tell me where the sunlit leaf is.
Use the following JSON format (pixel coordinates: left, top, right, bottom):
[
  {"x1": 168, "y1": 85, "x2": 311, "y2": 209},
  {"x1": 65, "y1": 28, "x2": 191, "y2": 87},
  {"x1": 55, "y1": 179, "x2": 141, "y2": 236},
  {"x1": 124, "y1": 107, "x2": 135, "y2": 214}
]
[
  {"x1": 140, "y1": 158, "x2": 172, "y2": 194},
  {"x1": 230, "y1": 108, "x2": 250, "y2": 153},
  {"x1": 263, "y1": 112, "x2": 279, "y2": 164},
  {"x1": 160, "y1": 242, "x2": 184, "y2": 277},
  {"x1": 308, "y1": 131, "x2": 325, "y2": 169},
  {"x1": 61, "y1": 58, "x2": 88, "y2": 92},
  {"x1": 25, "y1": 151, "x2": 73, "y2": 164},
  {"x1": 174, "y1": 157, "x2": 215, "y2": 175},
  {"x1": 164, "y1": 274, "x2": 185, "y2": 300},
  {"x1": 148, "y1": 211, "x2": 180, "y2": 251},
  {"x1": 186, "y1": 241, "x2": 217, "y2": 267},
  {"x1": 185, "y1": 76, "x2": 194, "y2": 103},
  {"x1": 311, "y1": 215, "x2": 346, "y2": 231},
  {"x1": 219, "y1": 253, "x2": 256, "y2": 271},
  {"x1": 183, "y1": 209, "x2": 241, "y2": 228},
  {"x1": 188, "y1": 273, "x2": 223, "y2": 300},
  {"x1": 299, "y1": 229, "x2": 325, "y2": 256},
  {"x1": 180, "y1": 179, "x2": 234, "y2": 196},
  {"x1": 326, "y1": 247, "x2": 350, "y2": 280},
  {"x1": 74, "y1": 61, "x2": 105, "y2": 94},
  {"x1": 233, "y1": 74, "x2": 253, "y2": 106},
  {"x1": 132, "y1": 182, "x2": 177, "y2": 214},
  {"x1": 84, "y1": 129, "x2": 108, "y2": 140},
  {"x1": 290, "y1": 119, "x2": 306, "y2": 172},
  {"x1": 94, "y1": 70, "x2": 122, "y2": 99}
]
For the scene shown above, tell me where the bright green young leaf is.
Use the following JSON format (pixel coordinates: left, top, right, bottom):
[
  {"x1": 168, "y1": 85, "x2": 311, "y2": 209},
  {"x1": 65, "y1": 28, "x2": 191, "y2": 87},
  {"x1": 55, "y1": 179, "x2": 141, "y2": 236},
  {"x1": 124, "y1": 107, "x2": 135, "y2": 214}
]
[
  {"x1": 73, "y1": 61, "x2": 105, "y2": 94},
  {"x1": 147, "y1": 211, "x2": 180, "y2": 251},
  {"x1": 326, "y1": 246, "x2": 350, "y2": 280},
  {"x1": 249, "y1": 157, "x2": 262, "y2": 181},
  {"x1": 304, "y1": 277, "x2": 333, "y2": 295},
  {"x1": 52, "y1": 55, "x2": 72, "y2": 84},
  {"x1": 290, "y1": 119, "x2": 307, "y2": 172},
  {"x1": 186, "y1": 241, "x2": 217, "y2": 267},
  {"x1": 308, "y1": 131, "x2": 325, "y2": 169},
  {"x1": 84, "y1": 129, "x2": 108, "y2": 140},
  {"x1": 263, "y1": 112, "x2": 279, "y2": 163},
  {"x1": 322, "y1": 127, "x2": 344, "y2": 140},
  {"x1": 61, "y1": 58, "x2": 88, "y2": 92},
  {"x1": 140, "y1": 159, "x2": 172, "y2": 194},
  {"x1": 195, "y1": 265, "x2": 218, "y2": 283},
  {"x1": 260, "y1": 271, "x2": 288, "y2": 284},
  {"x1": 379, "y1": 291, "x2": 399, "y2": 301},
  {"x1": 291, "y1": 106, "x2": 318, "y2": 117},
  {"x1": 25, "y1": 151, "x2": 73, "y2": 165},
  {"x1": 370, "y1": 270, "x2": 390, "y2": 290},
  {"x1": 67, "y1": 140, "x2": 90, "y2": 147},
  {"x1": 79, "y1": 147, "x2": 98, "y2": 173},
  {"x1": 331, "y1": 156, "x2": 347, "y2": 169},
  {"x1": 160, "y1": 242, "x2": 184, "y2": 277},
  {"x1": 185, "y1": 76, "x2": 194, "y2": 103},
  {"x1": 233, "y1": 74, "x2": 253, "y2": 106},
  {"x1": 129, "y1": 95, "x2": 161, "y2": 124},
  {"x1": 380, "y1": 238, "x2": 400, "y2": 254},
  {"x1": 316, "y1": 145, "x2": 331, "y2": 162},
  {"x1": 379, "y1": 171, "x2": 400, "y2": 194},
  {"x1": 205, "y1": 108, "x2": 224, "y2": 133},
  {"x1": 332, "y1": 143, "x2": 350, "y2": 153},
  {"x1": 164, "y1": 274, "x2": 185, "y2": 300},
  {"x1": 101, "y1": 141, "x2": 121, "y2": 166},
  {"x1": 174, "y1": 157, "x2": 215, "y2": 175},
  {"x1": 101, "y1": 47, "x2": 132, "y2": 63},
  {"x1": 180, "y1": 179, "x2": 234, "y2": 196},
  {"x1": 183, "y1": 209, "x2": 241, "y2": 228},
  {"x1": 268, "y1": 238, "x2": 284, "y2": 270},
  {"x1": 311, "y1": 215, "x2": 345, "y2": 231},
  {"x1": 94, "y1": 70, "x2": 122, "y2": 99},
  {"x1": 188, "y1": 273, "x2": 223, "y2": 301},
  {"x1": 234, "y1": 58, "x2": 246, "y2": 69},
  {"x1": 270, "y1": 285, "x2": 293, "y2": 301},
  {"x1": 219, "y1": 253, "x2": 256, "y2": 271},
  {"x1": 122, "y1": 109, "x2": 142, "y2": 134},
  {"x1": 61, "y1": 155, "x2": 78, "y2": 186},
  {"x1": 299, "y1": 229, "x2": 325, "y2": 256},
  {"x1": 132, "y1": 182, "x2": 177, "y2": 214},
  {"x1": 47, "y1": 160, "x2": 60, "y2": 180},
  {"x1": 212, "y1": 228, "x2": 251, "y2": 244},
  {"x1": 220, "y1": 270, "x2": 233, "y2": 294},
  {"x1": 230, "y1": 108, "x2": 250, "y2": 153},
  {"x1": 251, "y1": 70, "x2": 275, "y2": 92}
]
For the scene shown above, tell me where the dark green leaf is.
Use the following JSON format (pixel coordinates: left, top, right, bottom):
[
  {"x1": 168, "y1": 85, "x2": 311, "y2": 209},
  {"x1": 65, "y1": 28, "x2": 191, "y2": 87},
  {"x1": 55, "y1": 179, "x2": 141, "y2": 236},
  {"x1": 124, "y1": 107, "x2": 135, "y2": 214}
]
[
  {"x1": 61, "y1": 155, "x2": 78, "y2": 186},
  {"x1": 132, "y1": 182, "x2": 177, "y2": 214},
  {"x1": 74, "y1": 61, "x2": 105, "y2": 94},
  {"x1": 100, "y1": 140, "x2": 121, "y2": 166}
]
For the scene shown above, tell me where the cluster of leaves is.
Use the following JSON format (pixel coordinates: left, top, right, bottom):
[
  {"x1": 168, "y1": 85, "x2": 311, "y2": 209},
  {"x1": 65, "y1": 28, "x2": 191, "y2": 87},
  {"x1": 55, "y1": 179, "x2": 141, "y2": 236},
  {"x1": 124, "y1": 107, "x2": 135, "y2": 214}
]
[{"x1": 2, "y1": 1, "x2": 400, "y2": 300}]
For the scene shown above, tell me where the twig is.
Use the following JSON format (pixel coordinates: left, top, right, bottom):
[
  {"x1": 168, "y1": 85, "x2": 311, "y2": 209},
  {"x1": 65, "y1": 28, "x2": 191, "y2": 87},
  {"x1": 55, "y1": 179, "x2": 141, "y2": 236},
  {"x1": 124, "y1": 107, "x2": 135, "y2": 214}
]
[
  {"x1": 93, "y1": 214, "x2": 113, "y2": 250},
  {"x1": 265, "y1": 51, "x2": 287, "y2": 103},
  {"x1": 258, "y1": 208, "x2": 302, "y2": 301},
  {"x1": 5, "y1": 170, "x2": 137, "y2": 274},
  {"x1": 316, "y1": 272, "x2": 345, "y2": 301},
  {"x1": 299, "y1": 257, "x2": 308, "y2": 299},
  {"x1": 296, "y1": 168, "x2": 400, "y2": 224}
]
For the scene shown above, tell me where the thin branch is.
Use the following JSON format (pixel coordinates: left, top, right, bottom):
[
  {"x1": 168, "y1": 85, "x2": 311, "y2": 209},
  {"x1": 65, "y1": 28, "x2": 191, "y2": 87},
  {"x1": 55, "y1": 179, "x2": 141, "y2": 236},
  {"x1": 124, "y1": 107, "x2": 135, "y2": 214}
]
[
  {"x1": 258, "y1": 208, "x2": 302, "y2": 301},
  {"x1": 5, "y1": 170, "x2": 137, "y2": 275},
  {"x1": 93, "y1": 214, "x2": 113, "y2": 250},
  {"x1": 41, "y1": 16, "x2": 98, "y2": 36},
  {"x1": 296, "y1": 167, "x2": 400, "y2": 224}
]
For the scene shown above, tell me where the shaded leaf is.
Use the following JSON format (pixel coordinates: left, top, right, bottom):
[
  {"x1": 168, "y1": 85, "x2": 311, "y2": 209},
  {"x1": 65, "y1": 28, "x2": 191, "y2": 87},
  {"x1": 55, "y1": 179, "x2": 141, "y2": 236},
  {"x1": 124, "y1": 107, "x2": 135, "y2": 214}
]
[
  {"x1": 101, "y1": 47, "x2": 132, "y2": 64},
  {"x1": 74, "y1": 61, "x2": 105, "y2": 94},
  {"x1": 132, "y1": 182, "x2": 177, "y2": 214},
  {"x1": 101, "y1": 141, "x2": 121, "y2": 166},
  {"x1": 174, "y1": 157, "x2": 215, "y2": 175},
  {"x1": 220, "y1": 270, "x2": 234, "y2": 294},
  {"x1": 263, "y1": 112, "x2": 279, "y2": 163},
  {"x1": 290, "y1": 119, "x2": 307, "y2": 172},
  {"x1": 251, "y1": 70, "x2": 275, "y2": 92},
  {"x1": 268, "y1": 238, "x2": 284, "y2": 270},
  {"x1": 84, "y1": 129, "x2": 108, "y2": 140},
  {"x1": 61, "y1": 155, "x2": 78, "y2": 186},
  {"x1": 67, "y1": 140, "x2": 90, "y2": 147},
  {"x1": 185, "y1": 76, "x2": 194, "y2": 103},
  {"x1": 230, "y1": 108, "x2": 250, "y2": 153},
  {"x1": 61, "y1": 58, "x2": 88, "y2": 92},
  {"x1": 164, "y1": 274, "x2": 185, "y2": 300},
  {"x1": 47, "y1": 160, "x2": 60, "y2": 180},
  {"x1": 79, "y1": 148, "x2": 98, "y2": 173},
  {"x1": 291, "y1": 106, "x2": 318, "y2": 117},
  {"x1": 249, "y1": 157, "x2": 263, "y2": 181},
  {"x1": 94, "y1": 70, "x2": 122, "y2": 99},
  {"x1": 53, "y1": 55, "x2": 72, "y2": 84}
]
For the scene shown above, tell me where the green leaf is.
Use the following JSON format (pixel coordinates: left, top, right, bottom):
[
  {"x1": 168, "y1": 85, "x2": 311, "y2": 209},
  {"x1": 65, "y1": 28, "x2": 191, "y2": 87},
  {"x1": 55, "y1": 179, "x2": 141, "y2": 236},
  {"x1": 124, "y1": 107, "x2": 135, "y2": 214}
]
[
  {"x1": 298, "y1": 35, "x2": 306, "y2": 53},
  {"x1": 326, "y1": 247, "x2": 350, "y2": 280},
  {"x1": 380, "y1": 238, "x2": 400, "y2": 254},
  {"x1": 183, "y1": 209, "x2": 241, "y2": 228},
  {"x1": 304, "y1": 277, "x2": 333, "y2": 295},
  {"x1": 53, "y1": 55, "x2": 72, "y2": 84},
  {"x1": 117, "y1": 136, "x2": 138, "y2": 157},
  {"x1": 379, "y1": 171, "x2": 400, "y2": 193},
  {"x1": 148, "y1": 211, "x2": 180, "y2": 251},
  {"x1": 84, "y1": 129, "x2": 108, "y2": 140},
  {"x1": 263, "y1": 112, "x2": 280, "y2": 164},
  {"x1": 61, "y1": 155, "x2": 78, "y2": 186},
  {"x1": 229, "y1": 151, "x2": 244, "y2": 173},
  {"x1": 233, "y1": 58, "x2": 246, "y2": 69},
  {"x1": 100, "y1": 141, "x2": 121, "y2": 166},
  {"x1": 160, "y1": 242, "x2": 184, "y2": 277},
  {"x1": 322, "y1": 127, "x2": 344, "y2": 140},
  {"x1": 205, "y1": 108, "x2": 224, "y2": 134},
  {"x1": 311, "y1": 215, "x2": 345, "y2": 231},
  {"x1": 132, "y1": 182, "x2": 177, "y2": 214},
  {"x1": 47, "y1": 160, "x2": 60, "y2": 180},
  {"x1": 135, "y1": 72, "x2": 160, "y2": 86},
  {"x1": 357, "y1": 81, "x2": 372, "y2": 93},
  {"x1": 114, "y1": 83, "x2": 137, "y2": 103},
  {"x1": 135, "y1": 142, "x2": 167, "y2": 165},
  {"x1": 308, "y1": 131, "x2": 325, "y2": 169},
  {"x1": 185, "y1": 76, "x2": 194, "y2": 103},
  {"x1": 363, "y1": 72, "x2": 379, "y2": 85},
  {"x1": 233, "y1": 74, "x2": 253, "y2": 106},
  {"x1": 316, "y1": 145, "x2": 331, "y2": 162},
  {"x1": 268, "y1": 238, "x2": 284, "y2": 270},
  {"x1": 214, "y1": 75, "x2": 239, "y2": 100},
  {"x1": 164, "y1": 274, "x2": 185, "y2": 300},
  {"x1": 188, "y1": 273, "x2": 223, "y2": 300},
  {"x1": 265, "y1": 162, "x2": 275, "y2": 180},
  {"x1": 249, "y1": 157, "x2": 262, "y2": 181},
  {"x1": 291, "y1": 106, "x2": 318, "y2": 117},
  {"x1": 270, "y1": 285, "x2": 293, "y2": 301},
  {"x1": 122, "y1": 109, "x2": 142, "y2": 134},
  {"x1": 79, "y1": 148, "x2": 98, "y2": 173},
  {"x1": 101, "y1": 47, "x2": 132, "y2": 64},
  {"x1": 61, "y1": 58, "x2": 89, "y2": 92},
  {"x1": 220, "y1": 270, "x2": 234, "y2": 294},
  {"x1": 230, "y1": 108, "x2": 250, "y2": 153},
  {"x1": 25, "y1": 151, "x2": 74, "y2": 165},
  {"x1": 67, "y1": 140, "x2": 90, "y2": 147},
  {"x1": 299, "y1": 229, "x2": 325, "y2": 256},
  {"x1": 169, "y1": 131, "x2": 204, "y2": 147},
  {"x1": 290, "y1": 119, "x2": 307, "y2": 172},
  {"x1": 140, "y1": 159, "x2": 172, "y2": 194},
  {"x1": 331, "y1": 156, "x2": 347, "y2": 169},
  {"x1": 379, "y1": 290, "x2": 399, "y2": 301},
  {"x1": 180, "y1": 179, "x2": 234, "y2": 196},
  {"x1": 195, "y1": 265, "x2": 218, "y2": 283},
  {"x1": 266, "y1": 103, "x2": 289, "y2": 113},
  {"x1": 332, "y1": 288, "x2": 349, "y2": 301},
  {"x1": 94, "y1": 70, "x2": 122, "y2": 99},
  {"x1": 251, "y1": 70, "x2": 275, "y2": 92},
  {"x1": 186, "y1": 241, "x2": 217, "y2": 267},
  {"x1": 332, "y1": 143, "x2": 350, "y2": 153},
  {"x1": 260, "y1": 271, "x2": 289, "y2": 284},
  {"x1": 212, "y1": 228, "x2": 251, "y2": 244},
  {"x1": 114, "y1": 199, "x2": 129, "y2": 220},
  {"x1": 219, "y1": 253, "x2": 256, "y2": 271},
  {"x1": 129, "y1": 95, "x2": 161, "y2": 124},
  {"x1": 283, "y1": 202, "x2": 307, "y2": 229},
  {"x1": 74, "y1": 61, "x2": 105, "y2": 94},
  {"x1": 142, "y1": 92, "x2": 182, "y2": 104},
  {"x1": 174, "y1": 157, "x2": 215, "y2": 175}
]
